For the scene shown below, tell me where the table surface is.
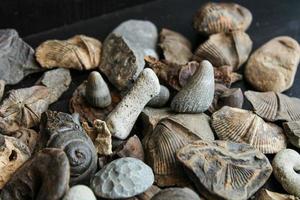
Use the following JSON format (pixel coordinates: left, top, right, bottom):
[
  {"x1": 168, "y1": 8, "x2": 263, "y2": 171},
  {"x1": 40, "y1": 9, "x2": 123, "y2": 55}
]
[{"x1": 6, "y1": 0, "x2": 300, "y2": 196}]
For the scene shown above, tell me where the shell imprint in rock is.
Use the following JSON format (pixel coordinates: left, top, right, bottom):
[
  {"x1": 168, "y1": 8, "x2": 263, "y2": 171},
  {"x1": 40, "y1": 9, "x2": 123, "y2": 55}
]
[
  {"x1": 62, "y1": 185, "x2": 97, "y2": 200},
  {"x1": 85, "y1": 71, "x2": 112, "y2": 108},
  {"x1": 245, "y1": 90, "x2": 300, "y2": 122},
  {"x1": 100, "y1": 20, "x2": 158, "y2": 91},
  {"x1": 0, "y1": 148, "x2": 70, "y2": 200},
  {"x1": 151, "y1": 187, "x2": 201, "y2": 200},
  {"x1": 272, "y1": 149, "x2": 300, "y2": 197},
  {"x1": 36, "y1": 35, "x2": 101, "y2": 70},
  {"x1": 147, "y1": 85, "x2": 170, "y2": 108},
  {"x1": 0, "y1": 86, "x2": 50, "y2": 134},
  {"x1": 176, "y1": 140, "x2": 273, "y2": 200},
  {"x1": 0, "y1": 29, "x2": 41, "y2": 85},
  {"x1": 245, "y1": 36, "x2": 300, "y2": 92},
  {"x1": 193, "y1": 31, "x2": 252, "y2": 70},
  {"x1": 283, "y1": 121, "x2": 300, "y2": 148},
  {"x1": 0, "y1": 135, "x2": 31, "y2": 189},
  {"x1": 91, "y1": 157, "x2": 154, "y2": 199},
  {"x1": 171, "y1": 60, "x2": 214, "y2": 113},
  {"x1": 143, "y1": 113, "x2": 214, "y2": 187},
  {"x1": 105, "y1": 68, "x2": 160, "y2": 140},
  {"x1": 193, "y1": 2, "x2": 252, "y2": 35},
  {"x1": 256, "y1": 188, "x2": 300, "y2": 200},
  {"x1": 159, "y1": 28, "x2": 193, "y2": 65},
  {"x1": 40, "y1": 111, "x2": 97, "y2": 185},
  {"x1": 212, "y1": 106, "x2": 287, "y2": 154}
]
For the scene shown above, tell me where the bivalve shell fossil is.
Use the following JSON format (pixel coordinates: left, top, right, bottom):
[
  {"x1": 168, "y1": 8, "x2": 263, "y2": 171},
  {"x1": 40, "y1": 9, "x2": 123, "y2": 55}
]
[
  {"x1": 212, "y1": 106, "x2": 287, "y2": 154},
  {"x1": 193, "y1": 2, "x2": 252, "y2": 35}
]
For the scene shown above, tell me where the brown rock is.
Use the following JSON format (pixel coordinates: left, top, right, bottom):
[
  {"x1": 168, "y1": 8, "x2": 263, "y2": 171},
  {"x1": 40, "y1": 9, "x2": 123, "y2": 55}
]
[
  {"x1": 177, "y1": 140, "x2": 273, "y2": 200},
  {"x1": 9, "y1": 128, "x2": 38, "y2": 153},
  {"x1": 213, "y1": 65, "x2": 243, "y2": 87},
  {"x1": 116, "y1": 135, "x2": 144, "y2": 161},
  {"x1": 245, "y1": 36, "x2": 300, "y2": 92},
  {"x1": 256, "y1": 188, "x2": 300, "y2": 200}
]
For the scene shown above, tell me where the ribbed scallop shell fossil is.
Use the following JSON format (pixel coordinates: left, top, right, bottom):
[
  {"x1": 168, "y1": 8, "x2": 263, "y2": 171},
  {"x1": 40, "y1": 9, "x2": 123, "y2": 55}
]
[
  {"x1": 193, "y1": 31, "x2": 252, "y2": 70},
  {"x1": 193, "y1": 2, "x2": 252, "y2": 35},
  {"x1": 85, "y1": 71, "x2": 111, "y2": 108},
  {"x1": 212, "y1": 106, "x2": 287, "y2": 154},
  {"x1": 245, "y1": 90, "x2": 300, "y2": 122},
  {"x1": 171, "y1": 60, "x2": 214, "y2": 113},
  {"x1": 143, "y1": 113, "x2": 214, "y2": 186},
  {"x1": 36, "y1": 35, "x2": 101, "y2": 70}
]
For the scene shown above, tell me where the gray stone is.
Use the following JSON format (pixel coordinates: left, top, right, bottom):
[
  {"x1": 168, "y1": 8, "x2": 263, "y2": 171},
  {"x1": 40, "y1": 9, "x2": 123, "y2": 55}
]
[
  {"x1": 100, "y1": 20, "x2": 158, "y2": 91},
  {"x1": 151, "y1": 188, "x2": 201, "y2": 200},
  {"x1": 91, "y1": 157, "x2": 154, "y2": 199},
  {"x1": 283, "y1": 121, "x2": 300, "y2": 148},
  {"x1": 63, "y1": 185, "x2": 96, "y2": 200},
  {"x1": 147, "y1": 85, "x2": 170, "y2": 108},
  {"x1": 0, "y1": 80, "x2": 5, "y2": 102},
  {"x1": 0, "y1": 29, "x2": 41, "y2": 85}
]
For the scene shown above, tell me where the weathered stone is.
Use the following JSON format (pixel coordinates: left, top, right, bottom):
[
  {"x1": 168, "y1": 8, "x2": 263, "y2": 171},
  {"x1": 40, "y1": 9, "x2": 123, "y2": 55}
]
[
  {"x1": 245, "y1": 36, "x2": 300, "y2": 92},
  {"x1": 177, "y1": 140, "x2": 272, "y2": 200},
  {"x1": 100, "y1": 20, "x2": 158, "y2": 91},
  {"x1": 91, "y1": 157, "x2": 154, "y2": 199},
  {"x1": 256, "y1": 188, "x2": 300, "y2": 200},
  {"x1": 283, "y1": 121, "x2": 300, "y2": 148},
  {"x1": 0, "y1": 80, "x2": 5, "y2": 102},
  {"x1": 63, "y1": 185, "x2": 96, "y2": 200},
  {"x1": 116, "y1": 135, "x2": 144, "y2": 161},
  {"x1": 151, "y1": 188, "x2": 201, "y2": 200},
  {"x1": 0, "y1": 29, "x2": 41, "y2": 85},
  {"x1": 147, "y1": 85, "x2": 170, "y2": 108}
]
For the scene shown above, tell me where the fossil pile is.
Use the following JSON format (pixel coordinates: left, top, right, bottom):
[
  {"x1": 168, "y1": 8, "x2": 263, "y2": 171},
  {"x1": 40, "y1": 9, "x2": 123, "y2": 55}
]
[{"x1": 0, "y1": 1, "x2": 299, "y2": 200}]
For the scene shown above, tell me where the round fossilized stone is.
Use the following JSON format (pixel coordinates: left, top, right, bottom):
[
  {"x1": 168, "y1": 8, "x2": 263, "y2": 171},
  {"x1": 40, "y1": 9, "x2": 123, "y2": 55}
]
[
  {"x1": 245, "y1": 36, "x2": 300, "y2": 92},
  {"x1": 63, "y1": 185, "x2": 96, "y2": 200},
  {"x1": 91, "y1": 157, "x2": 154, "y2": 199},
  {"x1": 272, "y1": 149, "x2": 300, "y2": 197},
  {"x1": 177, "y1": 140, "x2": 273, "y2": 200},
  {"x1": 151, "y1": 188, "x2": 201, "y2": 200}
]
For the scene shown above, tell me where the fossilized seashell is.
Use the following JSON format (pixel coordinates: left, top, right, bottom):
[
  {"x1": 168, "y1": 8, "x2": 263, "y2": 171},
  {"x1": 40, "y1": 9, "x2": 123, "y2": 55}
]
[
  {"x1": 91, "y1": 157, "x2": 154, "y2": 199},
  {"x1": 36, "y1": 35, "x2": 101, "y2": 70},
  {"x1": 0, "y1": 86, "x2": 50, "y2": 133},
  {"x1": 245, "y1": 91, "x2": 300, "y2": 121},
  {"x1": 1, "y1": 148, "x2": 70, "y2": 200},
  {"x1": 116, "y1": 135, "x2": 144, "y2": 161},
  {"x1": 272, "y1": 149, "x2": 300, "y2": 197},
  {"x1": 151, "y1": 187, "x2": 201, "y2": 200},
  {"x1": 147, "y1": 85, "x2": 170, "y2": 108},
  {"x1": 283, "y1": 121, "x2": 300, "y2": 148},
  {"x1": 143, "y1": 113, "x2": 214, "y2": 186},
  {"x1": 212, "y1": 106, "x2": 287, "y2": 154},
  {"x1": 40, "y1": 111, "x2": 97, "y2": 185},
  {"x1": 171, "y1": 60, "x2": 214, "y2": 113},
  {"x1": 245, "y1": 36, "x2": 300, "y2": 92},
  {"x1": 0, "y1": 135, "x2": 31, "y2": 189},
  {"x1": 85, "y1": 71, "x2": 111, "y2": 108},
  {"x1": 193, "y1": 2, "x2": 252, "y2": 35},
  {"x1": 159, "y1": 28, "x2": 193, "y2": 65},
  {"x1": 9, "y1": 128, "x2": 38, "y2": 153},
  {"x1": 0, "y1": 80, "x2": 5, "y2": 102},
  {"x1": 176, "y1": 140, "x2": 273, "y2": 200},
  {"x1": 106, "y1": 68, "x2": 160, "y2": 140},
  {"x1": 214, "y1": 65, "x2": 243, "y2": 87},
  {"x1": 193, "y1": 31, "x2": 252, "y2": 70},
  {"x1": 256, "y1": 188, "x2": 300, "y2": 200}
]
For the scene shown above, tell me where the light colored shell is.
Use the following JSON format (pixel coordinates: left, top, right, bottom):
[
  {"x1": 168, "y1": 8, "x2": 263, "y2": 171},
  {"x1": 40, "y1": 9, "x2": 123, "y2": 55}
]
[
  {"x1": 36, "y1": 35, "x2": 101, "y2": 70},
  {"x1": 256, "y1": 189, "x2": 300, "y2": 200},
  {"x1": 171, "y1": 60, "x2": 214, "y2": 113},
  {"x1": 272, "y1": 149, "x2": 300, "y2": 197},
  {"x1": 283, "y1": 121, "x2": 300, "y2": 148},
  {"x1": 245, "y1": 36, "x2": 300, "y2": 92},
  {"x1": 147, "y1": 85, "x2": 170, "y2": 108},
  {"x1": 245, "y1": 90, "x2": 300, "y2": 121},
  {"x1": 85, "y1": 71, "x2": 111, "y2": 108},
  {"x1": 212, "y1": 106, "x2": 287, "y2": 154},
  {"x1": 194, "y1": 31, "x2": 252, "y2": 70},
  {"x1": 143, "y1": 113, "x2": 214, "y2": 186},
  {"x1": 193, "y1": 2, "x2": 252, "y2": 35}
]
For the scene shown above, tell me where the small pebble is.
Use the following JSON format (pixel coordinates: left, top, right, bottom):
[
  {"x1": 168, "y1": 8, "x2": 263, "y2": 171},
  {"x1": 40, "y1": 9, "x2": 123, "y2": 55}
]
[{"x1": 63, "y1": 185, "x2": 96, "y2": 200}]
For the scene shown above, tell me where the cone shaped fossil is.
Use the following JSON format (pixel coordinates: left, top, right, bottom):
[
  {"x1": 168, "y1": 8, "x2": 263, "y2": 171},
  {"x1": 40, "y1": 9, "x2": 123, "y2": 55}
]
[
  {"x1": 171, "y1": 60, "x2": 214, "y2": 113},
  {"x1": 245, "y1": 36, "x2": 300, "y2": 92},
  {"x1": 245, "y1": 90, "x2": 300, "y2": 121},
  {"x1": 212, "y1": 106, "x2": 287, "y2": 154},
  {"x1": 193, "y1": 31, "x2": 252, "y2": 70},
  {"x1": 193, "y1": 2, "x2": 252, "y2": 35},
  {"x1": 36, "y1": 35, "x2": 101, "y2": 70},
  {"x1": 176, "y1": 140, "x2": 273, "y2": 200},
  {"x1": 143, "y1": 113, "x2": 214, "y2": 186}
]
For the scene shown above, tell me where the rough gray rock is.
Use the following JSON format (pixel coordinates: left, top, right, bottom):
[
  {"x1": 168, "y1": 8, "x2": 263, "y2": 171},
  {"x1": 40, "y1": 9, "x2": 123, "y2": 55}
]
[
  {"x1": 0, "y1": 29, "x2": 41, "y2": 85},
  {"x1": 91, "y1": 157, "x2": 154, "y2": 199},
  {"x1": 283, "y1": 121, "x2": 300, "y2": 148},
  {"x1": 63, "y1": 185, "x2": 96, "y2": 200}
]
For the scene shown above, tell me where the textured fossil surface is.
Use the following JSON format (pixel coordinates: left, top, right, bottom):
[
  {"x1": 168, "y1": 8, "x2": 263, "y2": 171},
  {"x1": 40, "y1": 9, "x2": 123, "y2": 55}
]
[{"x1": 151, "y1": 187, "x2": 201, "y2": 200}]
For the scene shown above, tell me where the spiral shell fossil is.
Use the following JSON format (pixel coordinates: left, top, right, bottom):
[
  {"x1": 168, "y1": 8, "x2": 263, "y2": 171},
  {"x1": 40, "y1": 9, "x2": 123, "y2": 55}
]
[
  {"x1": 245, "y1": 90, "x2": 300, "y2": 121},
  {"x1": 193, "y1": 2, "x2": 252, "y2": 35},
  {"x1": 36, "y1": 35, "x2": 101, "y2": 70},
  {"x1": 171, "y1": 60, "x2": 214, "y2": 113},
  {"x1": 212, "y1": 106, "x2": 287, "y2": 154},
  {"x1": 193, "y1": 31, "x2": 252, "y2": 70},
  {"x1": 40, "y1": 111, "x2": 97, "y2": 185}
]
